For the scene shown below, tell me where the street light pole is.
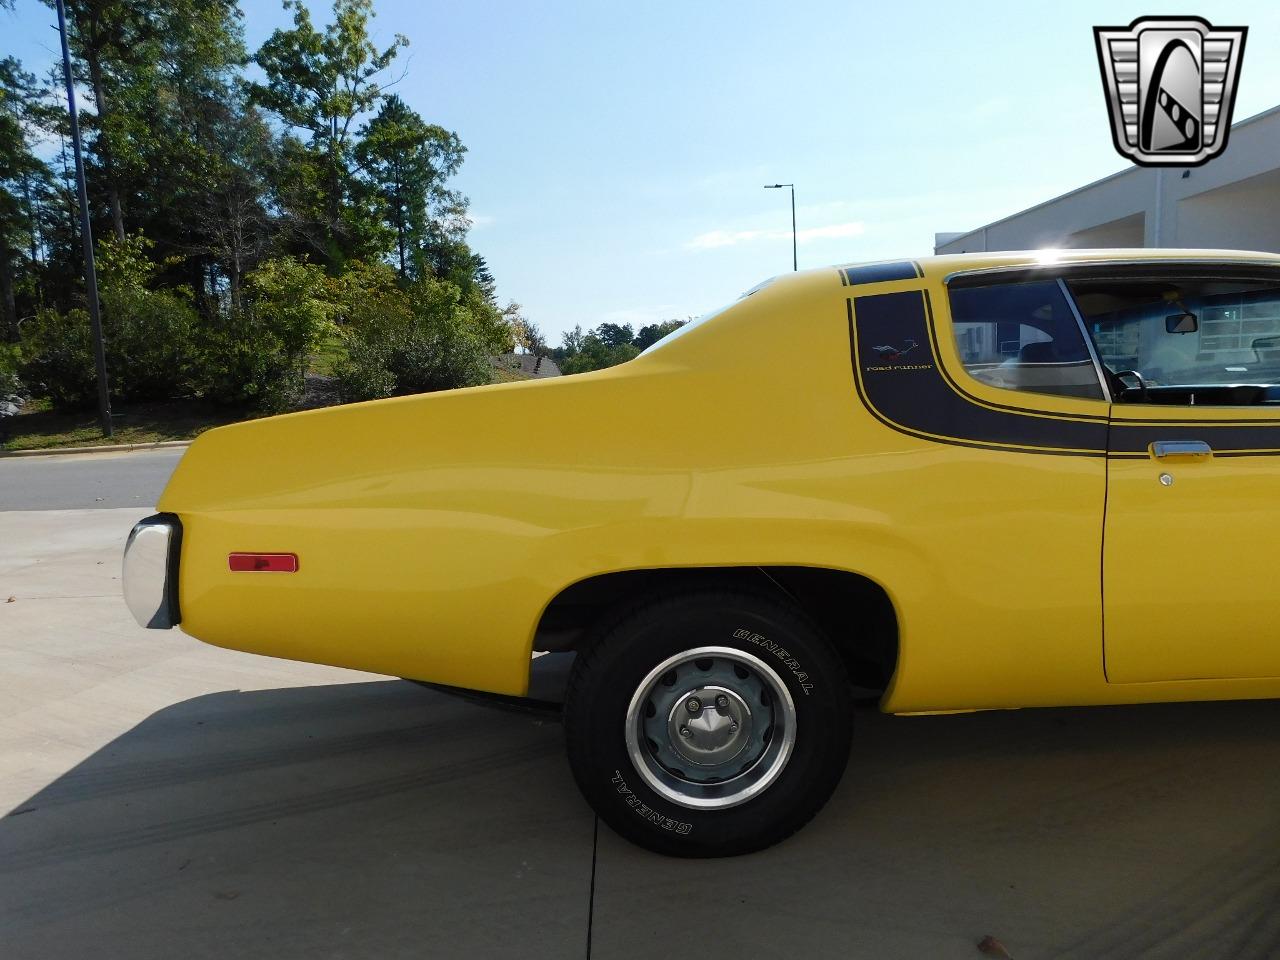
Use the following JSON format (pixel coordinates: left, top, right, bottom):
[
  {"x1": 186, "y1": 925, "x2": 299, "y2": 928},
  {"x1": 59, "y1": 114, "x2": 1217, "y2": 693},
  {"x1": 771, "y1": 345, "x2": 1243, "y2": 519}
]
[
  {"x1": 764, "y1": 183, "x2": 797, "y2": 271},
  {"x1": 55, "y1": 0, "x2": 112, "y2": 438}
]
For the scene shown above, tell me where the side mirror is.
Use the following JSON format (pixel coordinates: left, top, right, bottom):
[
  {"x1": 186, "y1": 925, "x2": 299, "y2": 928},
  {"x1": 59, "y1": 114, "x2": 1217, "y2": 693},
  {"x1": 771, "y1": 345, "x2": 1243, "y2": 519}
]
[
  {"x1": 1166, "y1": 312, "x2": 1198, "y2": 334},
  {"x1": 1253, "y1": 336, "x2": 1280, "y2": 355}
]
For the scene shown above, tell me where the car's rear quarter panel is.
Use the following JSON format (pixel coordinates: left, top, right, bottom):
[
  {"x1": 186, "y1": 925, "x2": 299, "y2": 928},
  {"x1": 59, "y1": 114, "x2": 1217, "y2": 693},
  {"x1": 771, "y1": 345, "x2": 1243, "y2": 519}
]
[{"x1": 163, "y1": 278, "x2": 902, "y2": 696}]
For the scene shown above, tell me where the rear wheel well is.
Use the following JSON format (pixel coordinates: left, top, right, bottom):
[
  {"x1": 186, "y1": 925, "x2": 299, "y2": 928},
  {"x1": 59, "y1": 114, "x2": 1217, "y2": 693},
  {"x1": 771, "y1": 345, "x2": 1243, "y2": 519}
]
[{"x1": 534, "y1": 566, "x2": 898, "y2": 692}]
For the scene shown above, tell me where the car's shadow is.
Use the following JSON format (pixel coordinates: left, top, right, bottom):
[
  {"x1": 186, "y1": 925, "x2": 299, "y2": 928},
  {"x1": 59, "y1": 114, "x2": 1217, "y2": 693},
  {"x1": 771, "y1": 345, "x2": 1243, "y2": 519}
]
[
  {"x1": 593, "y1": 696, "x2": 1280, "y2": 960},
  {"x1": 4, "y1": 682, "x2": 1280, "y2": 960},
  {"x1": 1, "y1": 679, "x2": 593, "y2": 960}
]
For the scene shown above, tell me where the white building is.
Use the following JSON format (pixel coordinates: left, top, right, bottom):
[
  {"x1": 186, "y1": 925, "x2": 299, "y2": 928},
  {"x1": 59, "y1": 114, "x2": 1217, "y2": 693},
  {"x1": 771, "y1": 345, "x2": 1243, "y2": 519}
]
[{"x1": 935, "y1": 104, "x2": 1280, "y2": 256}]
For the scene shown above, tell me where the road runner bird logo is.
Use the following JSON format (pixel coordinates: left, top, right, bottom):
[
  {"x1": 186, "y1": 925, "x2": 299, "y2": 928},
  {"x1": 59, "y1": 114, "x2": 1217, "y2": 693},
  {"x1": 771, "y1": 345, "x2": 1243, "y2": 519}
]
[
  {"x1": 1094, "y1": 17, "x2": 1246, "y2": 166},
  {"x1": 873, "y1": 339, "x2": 918, "y2": 362}
]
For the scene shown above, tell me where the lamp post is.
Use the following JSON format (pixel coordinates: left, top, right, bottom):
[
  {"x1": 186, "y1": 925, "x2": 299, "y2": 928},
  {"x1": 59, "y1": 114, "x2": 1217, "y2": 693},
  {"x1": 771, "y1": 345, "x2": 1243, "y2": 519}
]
[
  {"x1": 55, "y1": 0, "x2": 112, "y2": 438},
  {"x1": 763, "y1": 183, "x2": 796, "y2": 271}
]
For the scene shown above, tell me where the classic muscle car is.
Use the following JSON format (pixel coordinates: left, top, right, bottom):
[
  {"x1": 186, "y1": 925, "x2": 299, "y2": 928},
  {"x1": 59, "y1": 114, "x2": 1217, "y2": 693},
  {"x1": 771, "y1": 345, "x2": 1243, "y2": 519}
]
[{"x1": 124, "y1": 248, "x2": 1280, "y2": 856}]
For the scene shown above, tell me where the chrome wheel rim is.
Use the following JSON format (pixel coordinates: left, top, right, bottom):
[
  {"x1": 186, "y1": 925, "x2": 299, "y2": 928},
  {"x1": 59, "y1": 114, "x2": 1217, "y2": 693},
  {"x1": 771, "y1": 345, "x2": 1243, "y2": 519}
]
[{"x1": 624, "y1": 645, "x2": 797, "y2": 810}]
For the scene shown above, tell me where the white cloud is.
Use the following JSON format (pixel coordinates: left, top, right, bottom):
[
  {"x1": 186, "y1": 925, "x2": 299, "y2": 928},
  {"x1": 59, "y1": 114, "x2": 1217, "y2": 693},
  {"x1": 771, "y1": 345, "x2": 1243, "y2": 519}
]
[
  {"x1": 686, "y1": 228, "x2": 769, "y2": 250},
  {"x1": 686, "y1": 220, "x2": 865, "y2": 251},
  {"x1": 468, "y1": 213, "x2": 496, "y2": 229},
  {"x1": 794, "y1": 221, "x2": 866, "y2": 243}
]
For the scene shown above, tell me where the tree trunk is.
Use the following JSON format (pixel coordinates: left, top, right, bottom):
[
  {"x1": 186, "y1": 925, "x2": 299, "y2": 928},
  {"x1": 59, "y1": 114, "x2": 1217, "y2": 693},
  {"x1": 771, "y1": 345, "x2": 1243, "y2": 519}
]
[
  {"x1": 0, "y1": 251, "x2": 17, "y2": 343},
  {"x1": 23, "y1": 174, "x2": 40, "y2": 263},
  {"x1": 85, "y1": 51, "x2": 126, "y2": 242},
  {"x1": 397, "y1": 210, "x2": 406, "y2": 278},
  {"x1": 229, "y1": 256, "x2": 241, "y2": 313}
]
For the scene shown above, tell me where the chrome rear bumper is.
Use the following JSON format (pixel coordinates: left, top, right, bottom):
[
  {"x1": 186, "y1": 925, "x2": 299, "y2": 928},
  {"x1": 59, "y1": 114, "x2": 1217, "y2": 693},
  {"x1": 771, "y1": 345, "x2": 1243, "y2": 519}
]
[{"x1": 123, "y1": 514, "x2": 182, "y2": 629}]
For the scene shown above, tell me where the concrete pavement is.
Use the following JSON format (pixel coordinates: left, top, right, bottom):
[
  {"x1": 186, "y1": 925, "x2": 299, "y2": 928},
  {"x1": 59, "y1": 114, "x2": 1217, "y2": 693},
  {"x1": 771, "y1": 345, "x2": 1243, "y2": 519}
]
[
  {"x1": 4, "y1": 497, "x2": 1280, "y2": 957},
  {"x1": 1, "y1": 508, "x2": 592, "y2": 959}
]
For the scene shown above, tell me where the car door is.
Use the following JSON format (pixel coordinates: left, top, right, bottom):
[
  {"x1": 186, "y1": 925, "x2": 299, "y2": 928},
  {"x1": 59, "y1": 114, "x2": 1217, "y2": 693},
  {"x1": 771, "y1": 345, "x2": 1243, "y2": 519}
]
[
  {"x1": 874, "y1": 272, "x2": 1112, "y2": 709},
  {"x1": 1070, "y1": 266, "x2": 1280, "y2": 682}
]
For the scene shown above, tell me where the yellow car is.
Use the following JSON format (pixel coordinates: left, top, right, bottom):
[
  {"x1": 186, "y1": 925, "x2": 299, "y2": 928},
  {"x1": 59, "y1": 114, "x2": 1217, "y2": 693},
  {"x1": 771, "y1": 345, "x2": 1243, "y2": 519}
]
[{"x1": 124, "y1": 248, "x2": 1280, "y2": 856}]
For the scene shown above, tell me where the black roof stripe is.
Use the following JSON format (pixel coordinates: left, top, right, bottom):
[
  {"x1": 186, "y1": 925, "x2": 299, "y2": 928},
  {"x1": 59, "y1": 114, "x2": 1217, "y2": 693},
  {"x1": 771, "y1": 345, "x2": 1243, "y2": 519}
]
[{"x1": 841, "y1": 260, "x2": 920, "y2": 286}]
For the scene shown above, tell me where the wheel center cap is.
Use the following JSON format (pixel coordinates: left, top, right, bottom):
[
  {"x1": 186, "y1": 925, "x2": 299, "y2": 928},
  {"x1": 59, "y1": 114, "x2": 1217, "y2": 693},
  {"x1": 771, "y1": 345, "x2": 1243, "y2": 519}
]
[{"x1": 667, "y1": 685, "x2": 752, "y2": 766}]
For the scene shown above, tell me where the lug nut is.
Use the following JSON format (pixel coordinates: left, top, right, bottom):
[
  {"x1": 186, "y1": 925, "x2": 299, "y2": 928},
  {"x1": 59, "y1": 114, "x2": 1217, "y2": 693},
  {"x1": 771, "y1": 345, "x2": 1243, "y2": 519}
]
[
  {"x1": 715, "y1": 694, "x2": 730, "y2": 710},
  {"x1": 685, "y1": 698, "x2": 702, "y2": 714},
  {"x1": 679, "y1": 726, "x2": 692, "y2": 738},
  {"x1": 729, "y1": 722, "x2": 738, "y2": 732}
]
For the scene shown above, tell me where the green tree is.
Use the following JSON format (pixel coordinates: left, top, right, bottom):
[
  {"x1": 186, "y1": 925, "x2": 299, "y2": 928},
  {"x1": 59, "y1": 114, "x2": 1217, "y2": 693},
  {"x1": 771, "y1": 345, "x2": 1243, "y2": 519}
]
[
  {"x1": 560, "y1": 333, "x2": 639, "y2": 374},
  {"x1": 126, "y1": 0, "x2": 257, "y2": 300},
  {"x1": 633, "y1": 319, "x2": 685, "y2": 350},
  {"x1": 48, "y1": 0, "x2": 253, "y2": 297},
  {"x1": 356, "y1": 95, "x2": 465, "y2": 278},
  {"x1": 46, "y1": 0, "x2": 152, "y2": 240},
  {"x1": 595, "y1": 322, "x2": 634, "y2": 349},
  {"x1": 509, "y1": 309, "x2": 547, "y2": 356},
  {"x1": 0, "y1": 59, "x2": 51, "y2": 339},
  {"x1": 252, "y1": 0, "x2": 407, "y2": 269},
  {"x1": 557, "y1": 324, "x2": 585, "y2": 359},
  {"x1": 187, "y1": 103, "x2": 276, "y2": 311}
]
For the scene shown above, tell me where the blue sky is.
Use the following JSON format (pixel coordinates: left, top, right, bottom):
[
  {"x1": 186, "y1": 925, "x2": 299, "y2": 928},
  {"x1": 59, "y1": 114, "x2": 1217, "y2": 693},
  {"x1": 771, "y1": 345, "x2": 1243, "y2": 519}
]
[{"x1": 5, "y1": 1, "x2": 1280, "y2": 341}]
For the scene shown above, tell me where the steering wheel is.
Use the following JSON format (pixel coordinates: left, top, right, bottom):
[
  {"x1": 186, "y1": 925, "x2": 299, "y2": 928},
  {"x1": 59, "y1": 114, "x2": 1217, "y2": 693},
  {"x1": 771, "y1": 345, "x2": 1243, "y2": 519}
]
[{"x1": 1111, "y1": 368, "x2": 1149, "y2": 402}]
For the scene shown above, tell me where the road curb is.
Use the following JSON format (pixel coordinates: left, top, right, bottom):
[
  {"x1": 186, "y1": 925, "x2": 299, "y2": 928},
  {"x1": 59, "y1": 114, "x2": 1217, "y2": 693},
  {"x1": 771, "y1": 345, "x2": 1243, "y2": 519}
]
[{"x1": 0, "y1": 440, "x2": 192, "y2": 459}]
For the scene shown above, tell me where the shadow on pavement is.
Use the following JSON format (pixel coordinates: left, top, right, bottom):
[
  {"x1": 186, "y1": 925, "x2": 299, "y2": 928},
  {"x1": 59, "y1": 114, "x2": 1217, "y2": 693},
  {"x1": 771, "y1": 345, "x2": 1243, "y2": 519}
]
[
  {"x1": 6, "y1": 681, "x2": 1280, "y2": 960},
  {"x1": 592, "y1": 698, "x2": 1280, "y2": 960},
  {"x1": 0, "y1": 680, "x2": 593, "y2": 960}
]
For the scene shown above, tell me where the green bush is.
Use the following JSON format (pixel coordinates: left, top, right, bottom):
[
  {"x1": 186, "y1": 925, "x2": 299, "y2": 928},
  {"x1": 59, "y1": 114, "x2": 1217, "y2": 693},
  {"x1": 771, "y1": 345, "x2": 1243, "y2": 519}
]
[
  {"x1": 200, "y1": 257, "x2": 333, "y2": 411},
  {"x1": 334, "y1": 336, "x2": 397, "y2": 402},
  {"x1": 385, "y1": 312, "x2": 490, "y2": 395},
  {"x1": 19, "y1": 307, "x2": 96, "y2": 408},
  {"x1": 1, "y1": 341, "x2": 26, "y2": 400},
  {"x1": 334, "y1": 274, "x2": 491, "y2": 403},
  {"x1": 19, "y1": 235, "x2": 201, "y2": 410},
  {"x1": 99, "y1": 285, "x2": 200, "y2": 402},
  {"x1": 331, "y1": 260, "x2": 412, "y2": 339},
  {"x1": 18, "y1": 288, "x2": 200, "y2": 410}
]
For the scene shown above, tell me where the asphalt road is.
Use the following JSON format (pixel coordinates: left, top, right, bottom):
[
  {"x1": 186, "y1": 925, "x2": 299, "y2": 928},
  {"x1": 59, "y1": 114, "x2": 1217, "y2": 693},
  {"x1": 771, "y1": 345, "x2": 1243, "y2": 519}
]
[{"x1": 0, "y1": 448, "x2": 183, "y2": 511}]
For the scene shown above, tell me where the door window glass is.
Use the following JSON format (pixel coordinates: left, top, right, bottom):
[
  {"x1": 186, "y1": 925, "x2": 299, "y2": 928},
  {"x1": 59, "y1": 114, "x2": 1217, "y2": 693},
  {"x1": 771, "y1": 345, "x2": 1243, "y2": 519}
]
[{"x1": 1068, "y1": 276, "x2": 1280, "y2": 405}]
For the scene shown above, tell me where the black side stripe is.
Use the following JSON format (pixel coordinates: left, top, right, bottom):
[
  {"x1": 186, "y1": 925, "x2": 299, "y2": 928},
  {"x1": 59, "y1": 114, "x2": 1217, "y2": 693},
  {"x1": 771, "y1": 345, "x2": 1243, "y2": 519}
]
[
  {"x1": 848, "y1": 287, "x2": 1280, "y2": 458},
  {"x1": 841, "y1": 260, "x2": 921, "y2": 286},
  {"x1": 1109, "y1": 423, "x2": 1280, "y2": 455},
  {"x1": 849, "y1": 291, "x2": 1108, "y2": 456}
]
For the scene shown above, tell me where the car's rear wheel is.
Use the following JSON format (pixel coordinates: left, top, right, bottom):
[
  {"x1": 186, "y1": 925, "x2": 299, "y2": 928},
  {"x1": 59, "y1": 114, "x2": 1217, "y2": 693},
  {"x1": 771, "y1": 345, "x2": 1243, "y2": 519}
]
[{"x1": 563, "y1": 588, "x2": 852, "y2": 856}]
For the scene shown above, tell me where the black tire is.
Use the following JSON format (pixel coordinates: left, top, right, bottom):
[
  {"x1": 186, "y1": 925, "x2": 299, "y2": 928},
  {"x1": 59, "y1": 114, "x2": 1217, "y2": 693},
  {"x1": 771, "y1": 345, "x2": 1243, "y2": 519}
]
[{"x1": 563, "y1": 588, "x2": 852, "y2": 857}]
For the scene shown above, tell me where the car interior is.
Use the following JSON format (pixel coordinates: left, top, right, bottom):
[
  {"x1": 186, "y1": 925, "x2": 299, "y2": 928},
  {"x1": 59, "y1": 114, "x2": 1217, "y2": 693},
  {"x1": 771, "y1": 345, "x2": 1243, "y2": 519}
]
[{"x1": 1068, "y1": 277, "x2": 1280, "y2": 405}]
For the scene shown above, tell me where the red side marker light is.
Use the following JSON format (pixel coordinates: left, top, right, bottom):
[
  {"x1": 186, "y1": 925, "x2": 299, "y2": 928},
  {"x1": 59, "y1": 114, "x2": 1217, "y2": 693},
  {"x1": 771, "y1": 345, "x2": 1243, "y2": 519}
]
[{"x1": 228, "y1": 553, "x2": 299, "y2": 573}]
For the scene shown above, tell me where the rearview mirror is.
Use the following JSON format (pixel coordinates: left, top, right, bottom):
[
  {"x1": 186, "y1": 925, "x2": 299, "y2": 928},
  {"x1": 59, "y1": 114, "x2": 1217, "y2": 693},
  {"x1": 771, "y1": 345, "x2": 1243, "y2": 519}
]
[{"x1": 1166, "y1": 312, "x2": 1198, "y2": 334}]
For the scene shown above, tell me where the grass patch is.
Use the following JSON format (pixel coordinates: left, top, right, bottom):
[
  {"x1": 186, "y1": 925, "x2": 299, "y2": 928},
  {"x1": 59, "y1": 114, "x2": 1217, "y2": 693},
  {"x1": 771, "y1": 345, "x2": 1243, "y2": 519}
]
[
  {"x1": 309, "y1": 328, "x2": 349, "y2": 377},
  {"x1": 0, "y1": 399, "x2": 251, "y2": 452}
]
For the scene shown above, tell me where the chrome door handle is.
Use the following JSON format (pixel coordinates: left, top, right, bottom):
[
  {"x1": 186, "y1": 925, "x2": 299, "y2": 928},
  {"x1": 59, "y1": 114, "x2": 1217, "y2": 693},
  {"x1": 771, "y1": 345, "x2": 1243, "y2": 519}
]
[{"x1": 1149, "y1": 440, "x2": 1213, "y2": 460}]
